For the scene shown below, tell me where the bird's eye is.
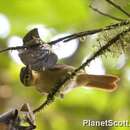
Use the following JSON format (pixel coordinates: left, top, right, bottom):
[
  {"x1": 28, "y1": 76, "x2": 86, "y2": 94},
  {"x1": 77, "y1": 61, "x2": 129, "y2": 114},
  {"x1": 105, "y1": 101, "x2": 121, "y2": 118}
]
[
  {"x1": 25, "y1": 74, "x2": 30, "y2": 80},
  {"x1": 20, "y1": 67, "x2": 32, "y2": 86},
  {"x1": 23, "y1": 73, "x2": 32, "y2": 86}
]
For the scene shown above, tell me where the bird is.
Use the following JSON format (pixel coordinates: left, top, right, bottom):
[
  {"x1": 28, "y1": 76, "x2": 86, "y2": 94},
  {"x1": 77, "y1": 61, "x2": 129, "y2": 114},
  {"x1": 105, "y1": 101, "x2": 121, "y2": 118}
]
[{"x1": 20, "y1": 64, "x2": 119, "y2": 97}]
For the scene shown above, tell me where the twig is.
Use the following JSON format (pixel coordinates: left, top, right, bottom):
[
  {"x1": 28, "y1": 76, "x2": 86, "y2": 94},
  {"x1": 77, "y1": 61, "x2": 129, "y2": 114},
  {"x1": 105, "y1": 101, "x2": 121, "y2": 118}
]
[
  {"x1": 47, "y1": 20, "x2": 129, "y2": 44},
  {"x1": 0, "y1": 44, "x2": 40, "y2": 53},
  {"x1": 106, "y1": 0, "x2": 130, "y2": 17},
  {"x1": 61, "y1": 20, "x2": 130, "y2": 42},
  {"x1": 33, "y1": 26, "x2": 130, "y2": 113},
  {"x1": 0, "y1": 46, "x2": 27, "y2": 53},
  {"x1": 89, "y1": 4, "x2": 124, "y2": 21}
]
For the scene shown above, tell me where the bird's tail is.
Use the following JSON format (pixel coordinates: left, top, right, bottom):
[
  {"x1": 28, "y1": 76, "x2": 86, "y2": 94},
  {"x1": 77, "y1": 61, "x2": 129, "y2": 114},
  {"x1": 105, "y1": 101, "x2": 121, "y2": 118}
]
[{"x1": 76, "y1": 74, "x2": 119, "y2": 91}]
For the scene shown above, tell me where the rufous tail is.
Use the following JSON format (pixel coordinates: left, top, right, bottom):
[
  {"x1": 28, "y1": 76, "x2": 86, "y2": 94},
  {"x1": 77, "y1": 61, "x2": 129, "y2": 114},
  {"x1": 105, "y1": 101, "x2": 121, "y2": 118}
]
[{"x1": 76, "y1": 74, "x2": 119, "y2": 91}]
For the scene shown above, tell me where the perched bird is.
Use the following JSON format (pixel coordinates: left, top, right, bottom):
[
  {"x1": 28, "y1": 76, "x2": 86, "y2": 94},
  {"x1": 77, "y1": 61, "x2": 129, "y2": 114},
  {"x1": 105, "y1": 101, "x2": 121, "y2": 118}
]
[{"x1": 20, "y1": 64, "x2": 119, "y2": 96}]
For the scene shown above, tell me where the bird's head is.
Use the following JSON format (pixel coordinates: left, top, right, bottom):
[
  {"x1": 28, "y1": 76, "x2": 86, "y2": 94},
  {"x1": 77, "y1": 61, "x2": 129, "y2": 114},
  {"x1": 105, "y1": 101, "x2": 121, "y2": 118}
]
[{"x1": 20, "y1": 65, "x2": 33, "y2": 86}]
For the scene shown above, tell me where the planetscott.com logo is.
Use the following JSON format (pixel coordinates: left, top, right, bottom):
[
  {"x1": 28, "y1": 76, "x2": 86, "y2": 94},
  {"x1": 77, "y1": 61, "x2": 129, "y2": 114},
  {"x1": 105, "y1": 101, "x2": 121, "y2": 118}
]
[{"x1": 83, "y1": 120, "x2": 130, "y2": 127}]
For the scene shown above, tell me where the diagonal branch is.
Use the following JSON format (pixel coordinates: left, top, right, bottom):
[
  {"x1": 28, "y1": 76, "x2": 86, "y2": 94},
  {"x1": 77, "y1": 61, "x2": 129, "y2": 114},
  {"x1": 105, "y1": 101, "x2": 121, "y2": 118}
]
[
  {"x1": 61, "y1": 20, "x2": 130, "y2": 42},
  {"x1": 89, "y1": 4, "x2": 124, "y2": 21},
  {"x1": 33, "y1": 26, "x2": 130, "y2": 113},
  {"x1": 106, "y1": 0, "x2": 130, "y2": 17}
]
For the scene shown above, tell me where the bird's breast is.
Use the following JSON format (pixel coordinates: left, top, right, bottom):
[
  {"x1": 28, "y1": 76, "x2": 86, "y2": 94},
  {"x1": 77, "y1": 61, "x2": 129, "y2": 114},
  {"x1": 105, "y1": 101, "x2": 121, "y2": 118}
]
[{"x1": 33, "y1": 68, "x2": 76, "y2": 94}]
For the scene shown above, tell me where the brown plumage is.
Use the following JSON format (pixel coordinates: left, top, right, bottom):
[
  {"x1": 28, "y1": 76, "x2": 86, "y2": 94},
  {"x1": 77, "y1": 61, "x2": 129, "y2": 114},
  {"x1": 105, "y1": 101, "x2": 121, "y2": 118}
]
[{"x1": 20, "y1": 64, "x2": 119, "y2": 95}]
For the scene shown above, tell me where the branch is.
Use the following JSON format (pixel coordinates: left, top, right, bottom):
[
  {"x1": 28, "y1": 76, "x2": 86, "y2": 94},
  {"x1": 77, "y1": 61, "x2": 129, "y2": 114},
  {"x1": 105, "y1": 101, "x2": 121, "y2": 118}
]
[
  {"x1": 0, "y1": 44, "x2": 40, "y2": 53},
  {"x1": 33, "y1": 26, "x2": 130, "y2": 113},
  {"x1": 105, "y1": 0, "x2": 130, "y2": 17},
  {"x1": 48, "y1": 20, "x2": 130, "y2": 44},
  {"x1": 89, "y1": 4, "x2": 124, "y2": 21}
]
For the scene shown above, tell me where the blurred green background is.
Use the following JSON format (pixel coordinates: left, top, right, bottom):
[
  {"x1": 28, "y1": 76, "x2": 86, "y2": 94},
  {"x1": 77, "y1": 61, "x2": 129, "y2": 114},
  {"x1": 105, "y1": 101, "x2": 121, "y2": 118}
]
[{"x1": 0, "y1": 0, "x2": 130, "y2": 130}]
